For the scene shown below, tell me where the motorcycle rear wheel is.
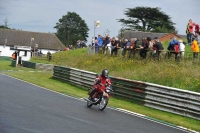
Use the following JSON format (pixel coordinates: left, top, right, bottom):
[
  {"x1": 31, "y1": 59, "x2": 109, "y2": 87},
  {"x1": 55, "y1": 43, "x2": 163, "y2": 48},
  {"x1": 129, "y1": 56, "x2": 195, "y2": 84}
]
[{"x1": 99, "y1": 97, "x2": 108, "y2": 111}]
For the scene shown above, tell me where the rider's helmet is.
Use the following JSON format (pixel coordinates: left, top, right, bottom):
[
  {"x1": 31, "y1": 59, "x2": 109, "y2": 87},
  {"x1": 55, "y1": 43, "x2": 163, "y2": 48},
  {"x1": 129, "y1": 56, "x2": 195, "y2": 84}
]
[{"x1": 102, "y1": 69, "x2": 109, "y2": 78}]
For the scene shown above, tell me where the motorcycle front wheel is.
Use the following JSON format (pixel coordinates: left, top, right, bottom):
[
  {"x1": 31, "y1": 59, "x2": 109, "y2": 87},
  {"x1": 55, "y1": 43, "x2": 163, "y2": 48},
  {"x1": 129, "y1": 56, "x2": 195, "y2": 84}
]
[
  {"x1": 87, "y1": 100, "x2": 93, "y2": 108},
  {"x1": 99, "y1": 97, "x2": 108, "y2": 111}
]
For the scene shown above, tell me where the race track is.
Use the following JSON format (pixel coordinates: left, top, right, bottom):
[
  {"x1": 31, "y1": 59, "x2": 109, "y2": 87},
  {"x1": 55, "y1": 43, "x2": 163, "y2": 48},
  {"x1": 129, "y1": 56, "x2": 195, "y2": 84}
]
[{"x1": 0, "y1": 74, "x2": 190, "y2": 133}]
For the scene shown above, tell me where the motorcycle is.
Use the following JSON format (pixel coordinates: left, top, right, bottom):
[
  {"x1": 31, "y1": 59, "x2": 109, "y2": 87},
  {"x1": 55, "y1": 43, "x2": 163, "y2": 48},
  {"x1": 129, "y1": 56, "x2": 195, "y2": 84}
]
[{"x1": 84, "y1": 81, "x2": 113, "y2": 111}]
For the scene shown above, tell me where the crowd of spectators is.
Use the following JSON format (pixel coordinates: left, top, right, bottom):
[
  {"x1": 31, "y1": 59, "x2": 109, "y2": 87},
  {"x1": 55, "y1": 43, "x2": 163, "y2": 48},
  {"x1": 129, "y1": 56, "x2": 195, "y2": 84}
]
[
  {"x1": 88, "y1": 34, "x2": 187, "y2": 61},
  {"x1": 186, "y1": 19, "x2": 200, "y2": 45},
  {"x1": 87, "y1": 19, "x2": 200, "y2": 61}
]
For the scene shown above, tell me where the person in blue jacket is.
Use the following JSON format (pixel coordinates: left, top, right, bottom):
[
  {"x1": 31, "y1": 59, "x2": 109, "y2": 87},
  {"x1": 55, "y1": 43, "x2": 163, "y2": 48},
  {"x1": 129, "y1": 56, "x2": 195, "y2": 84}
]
[
  {"x1": 97, "y1": 35, "x2": 103, "y2": 53},
  {"x1": 167, "y1": 37, "x2": 180, "y2": 61}
]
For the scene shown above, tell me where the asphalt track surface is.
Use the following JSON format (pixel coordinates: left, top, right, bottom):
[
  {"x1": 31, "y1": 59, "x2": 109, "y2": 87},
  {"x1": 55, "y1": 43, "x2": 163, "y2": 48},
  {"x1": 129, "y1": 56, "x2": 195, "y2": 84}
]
[{"x1": 0, "y1": 74, "x2": 190, "y2": 133}]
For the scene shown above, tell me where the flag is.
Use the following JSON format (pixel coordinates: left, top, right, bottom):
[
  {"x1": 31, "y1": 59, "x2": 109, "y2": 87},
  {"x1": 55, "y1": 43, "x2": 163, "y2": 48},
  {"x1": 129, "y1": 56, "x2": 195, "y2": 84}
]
[{"x1": 95, "y1": 21, "x2": 100, "y2": 27}]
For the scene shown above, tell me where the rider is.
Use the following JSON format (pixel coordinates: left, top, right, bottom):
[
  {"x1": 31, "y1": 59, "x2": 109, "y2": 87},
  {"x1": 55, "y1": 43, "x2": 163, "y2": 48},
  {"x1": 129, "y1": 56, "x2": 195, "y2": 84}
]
[{"x1": 88, "y1": 69, "x2": 111, "y2": 101}]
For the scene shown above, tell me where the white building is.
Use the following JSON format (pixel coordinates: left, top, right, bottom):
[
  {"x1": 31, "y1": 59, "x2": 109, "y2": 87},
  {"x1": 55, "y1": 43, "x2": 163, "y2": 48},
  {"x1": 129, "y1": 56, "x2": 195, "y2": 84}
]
[{"x1": 0, "y1": 29, "x2": 65, "y2": 61}]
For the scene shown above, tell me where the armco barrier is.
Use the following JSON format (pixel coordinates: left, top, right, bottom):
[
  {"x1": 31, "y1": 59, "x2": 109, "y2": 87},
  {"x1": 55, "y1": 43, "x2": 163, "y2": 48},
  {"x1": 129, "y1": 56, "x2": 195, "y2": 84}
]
[
  {"x1": 144, "y1": 83, "x2": 200, "y2": 120},
  {"x1": 53, "y1": 65, "x2": 200, "y2": 120},
  {"x1": 22, "y1": 61, "x2": 36, "y2": 69},
  {"x1": 21, "y1": 61, "x2": 54, "y2": 71}
]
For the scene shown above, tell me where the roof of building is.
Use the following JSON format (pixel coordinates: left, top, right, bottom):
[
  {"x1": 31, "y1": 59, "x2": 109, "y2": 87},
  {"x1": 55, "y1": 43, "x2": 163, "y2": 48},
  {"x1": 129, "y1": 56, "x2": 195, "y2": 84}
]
[
  {"x1": 124, "y1": 30, "x2": 183, "y2": 40},
  {"x1": 0, "y1": 29, "x2": 65, "y2": 50}
]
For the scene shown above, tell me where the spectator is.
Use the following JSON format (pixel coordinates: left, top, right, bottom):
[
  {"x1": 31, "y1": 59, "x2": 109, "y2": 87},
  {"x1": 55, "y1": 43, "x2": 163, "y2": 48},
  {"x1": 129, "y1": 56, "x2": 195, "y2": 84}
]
[
  {"x1": 76, "y1": 40, "x2": 80, "y2": 48},
  {"x1": 102, "y1": 36, "x2": 110, "y2": 54},
  {"x1": 153, "y1": 37, "x2": 164, "y2": 61},
  {"x1": 80, "y1": 40, "x2": 85, "y2": 48},
  {"x1": 122, "y1": 38, "x2": 131, "y2": 57},
  {"x1": 139, "y1": 37, "x2": 149, "y2": 59},
  {"x1": 106, "y1": 36, "x2": 112, "y2": 54},
  {"x1": 69, "y1": 45, "x2": 73, "y2": 50},
  {"x1": 97, "y1": 35, "x2": 103, "y2": 53},
  {"x1": 129, "y1": 38, "x2": 138, "y2": 58},
  {"x1": 120, "y1": 38, "x2": 126, "y2": 48},
  {"x1": 101, "y1": 37, "x2": 106, "y2": 54},
  {"x1": 178, "y1": 39, "x2": 185, "y2": 58},
  {"x1": 91, "y1": 37, "x2": 95, "y2": 47},
  {"x1": 38, "y1": 50, "x2": 43, "y2": 56},
  {"x1": 186, "y1": 19, "x2": 195, "y2": 45},
  {"x1": 12, "y1": 51, "x2": 17, "y2": 60},
  {"x1": 47, "y1": 51, "x2": 52, "y2": 61},
  {"x1": 87, "y1": 44, "x2": 93, "y2": 55},
  {"x1": 99, "y1": 37, "x2": 105, "y2": 54},
  {"x1": 146, "y1": 37, "x2": 154, "y2": 58},
  {"x1": 167, "y1": 37, "x2": 180, "y2": 61},
  {"x1": 195, "y1": 31, "x2": 200, "y2": 47},
  {"x1": 111, "y1": 37, "x2": 119, "y2": 56},
  {"x1": 195, "y1": 24, "x2": 200, "y2": 33},
  {"x1": 191, "y1": 38, "x2": 199, "y2": 59},
  {"x1": 94, "y1": 37, "x2": 99, "y2": 53}
]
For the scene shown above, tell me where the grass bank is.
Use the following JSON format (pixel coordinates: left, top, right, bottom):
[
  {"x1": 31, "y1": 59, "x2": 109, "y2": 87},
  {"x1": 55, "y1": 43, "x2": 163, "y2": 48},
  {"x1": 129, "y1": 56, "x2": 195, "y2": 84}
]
[
  {"x1": 31, "y1": 47, "x2": 200, "y2": 92},
  {"x1": 1, "y1": 60, "x2": 200, "y2": 132}
]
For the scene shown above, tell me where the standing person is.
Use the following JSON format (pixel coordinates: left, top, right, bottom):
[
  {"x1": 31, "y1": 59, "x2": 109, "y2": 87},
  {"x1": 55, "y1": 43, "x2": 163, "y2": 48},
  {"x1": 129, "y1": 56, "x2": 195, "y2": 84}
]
[
  {"x1": 129, "y1": 38, "x2": 138, "y2": 58},
  {"x1": 153, "y1": 37, "x2": 164, "y2": 61},
  {"x1": 80, "y1": 40, "x2": 84, "y2": 48},
  {"x1": 76, "y1": 40, "x2": 80, "y2": 49},
  {"x1": 91, "y1": 37, "x2": 95, "y2": 47},
  {"x1": 12, "y1": 51, "x2": 17, "y2": 60},
  {"x1": 102, "y1": 36, "x2": 110, "y2": 54},
  {"x1": 94, "y1": 37, "x2": 99, "y2": 53},
  {"x1": 195, "y1": 31, "x2": 200, "y2": 47},
  {"x1": 178, "y1": 39, "x2": 185, "y2": 58},
  {"x1": 97, "y1": 35, "x2": 103, "y2": 47},
  {"x1": 195, "y1": 24, "x2": 200, "y2": 33},
  {"x1": 146, "y1": 37, "x2": 154, "y2": 59},
  {"x1": 191, "y1": 38, "x2": 199, "y2": 59},
  {"x1": 122, "y1": 38, "x2": 131, "y2": 57},
  {"x1": 97, "y1": 34, "x2": 103, "y2": 53},
  {"x1": 186, "y1": 19, "x2": 195, "y2": 45},
  {"x1": 139, "y1": 37, "x2": 149, "y2": 59},
  {"x1": 111, "y1": 37, "x2": 119, "y2": 56}
]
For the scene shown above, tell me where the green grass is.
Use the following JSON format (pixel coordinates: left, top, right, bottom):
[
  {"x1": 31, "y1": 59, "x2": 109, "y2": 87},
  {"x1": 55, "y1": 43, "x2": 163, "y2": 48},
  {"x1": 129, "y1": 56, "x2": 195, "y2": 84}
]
[
  {"x1": 31, "y1": 47, "x2": 200, "y2": 92},
  {"x1": 1, "y1": 60, "x2": 200, "y2": 132}
]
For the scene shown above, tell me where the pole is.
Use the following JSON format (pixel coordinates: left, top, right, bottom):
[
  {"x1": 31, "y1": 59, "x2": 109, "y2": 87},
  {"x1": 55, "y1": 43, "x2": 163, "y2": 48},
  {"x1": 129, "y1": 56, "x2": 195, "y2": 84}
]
[
  {"x1": 94, "y1": 20, "x2": 95, "y2": 38},
  {"x1": 94, "y1": 20, "x2": 96, "y2": 54},
  {"x1": 30, "y1": 39, "x2": 32, "y2": 47}
]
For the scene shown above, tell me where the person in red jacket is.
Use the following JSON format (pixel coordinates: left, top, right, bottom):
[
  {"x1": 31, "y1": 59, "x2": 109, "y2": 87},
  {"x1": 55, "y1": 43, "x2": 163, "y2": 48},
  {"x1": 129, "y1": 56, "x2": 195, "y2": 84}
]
[
  {"x1": 88, "y1": 69, "x2": 111, "y2": 101},
  {"x1": 186, "y1": 19, "x2": 195, "y2": 45}
]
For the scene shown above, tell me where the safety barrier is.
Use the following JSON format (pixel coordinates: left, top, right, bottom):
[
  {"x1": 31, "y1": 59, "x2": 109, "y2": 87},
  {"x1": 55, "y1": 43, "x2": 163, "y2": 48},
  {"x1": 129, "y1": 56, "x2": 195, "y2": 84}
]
[
  {"x1": 53, "y1": 65, "x2": 200, "y2": 120},
  {"x1": 12, "y1": 61, "x2": 54, "y2": 71}
]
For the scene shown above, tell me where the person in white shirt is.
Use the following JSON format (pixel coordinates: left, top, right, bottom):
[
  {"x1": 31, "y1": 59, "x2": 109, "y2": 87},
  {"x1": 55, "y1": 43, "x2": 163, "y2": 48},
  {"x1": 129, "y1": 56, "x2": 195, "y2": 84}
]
[{"x1": 178, "y1": 39, "x2": 185, "y2": 58}]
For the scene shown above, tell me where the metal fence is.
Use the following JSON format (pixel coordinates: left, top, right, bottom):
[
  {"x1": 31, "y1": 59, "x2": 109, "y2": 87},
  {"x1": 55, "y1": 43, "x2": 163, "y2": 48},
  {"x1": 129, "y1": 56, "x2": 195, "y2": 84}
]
[
  {"x1": 30, "y1": 46, "x2": 200, "y2": 63},
  {"x1": 87, "y1": 46, "x2": 200, "y2": 62},
  {"x1": 53, "y1": 65, "x2": 200, "y2": 120}
]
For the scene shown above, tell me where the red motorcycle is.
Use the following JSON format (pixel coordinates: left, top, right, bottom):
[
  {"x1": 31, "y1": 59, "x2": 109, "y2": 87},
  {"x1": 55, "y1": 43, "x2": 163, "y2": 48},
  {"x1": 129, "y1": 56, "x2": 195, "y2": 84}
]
[{"x1": 84, "y1": 81, "x2": 113, "y2": 111}]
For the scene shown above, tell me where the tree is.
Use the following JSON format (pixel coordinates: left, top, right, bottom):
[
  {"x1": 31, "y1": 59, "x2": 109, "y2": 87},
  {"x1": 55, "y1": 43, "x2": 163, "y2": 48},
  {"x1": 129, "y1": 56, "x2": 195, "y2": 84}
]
[
  {"x1": 54, "y1": 12, "x2": 89, "y2": 46},
  {"x1": 0, "y1": 18, "x2": 11, "y2": 29},
  {"x1": 0, "y1": 25, "x2": 10, "y2": 29},
  {"x1": 118, "y1": 7, "x2": 176, "y2": 33}
]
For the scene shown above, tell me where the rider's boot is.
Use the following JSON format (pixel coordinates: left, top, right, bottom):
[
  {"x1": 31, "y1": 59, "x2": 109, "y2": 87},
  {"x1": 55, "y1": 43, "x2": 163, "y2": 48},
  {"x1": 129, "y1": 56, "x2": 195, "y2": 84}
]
[{"x1": 88, "y1": 89, "x2": 96, "y2": 102}]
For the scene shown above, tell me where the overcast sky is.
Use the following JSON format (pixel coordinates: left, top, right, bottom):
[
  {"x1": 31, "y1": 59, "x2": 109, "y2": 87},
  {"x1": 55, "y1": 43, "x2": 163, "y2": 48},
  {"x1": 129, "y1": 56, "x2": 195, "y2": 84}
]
[{"x1": 0, "y1": 0, "x2": 200, "y2": 44}]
